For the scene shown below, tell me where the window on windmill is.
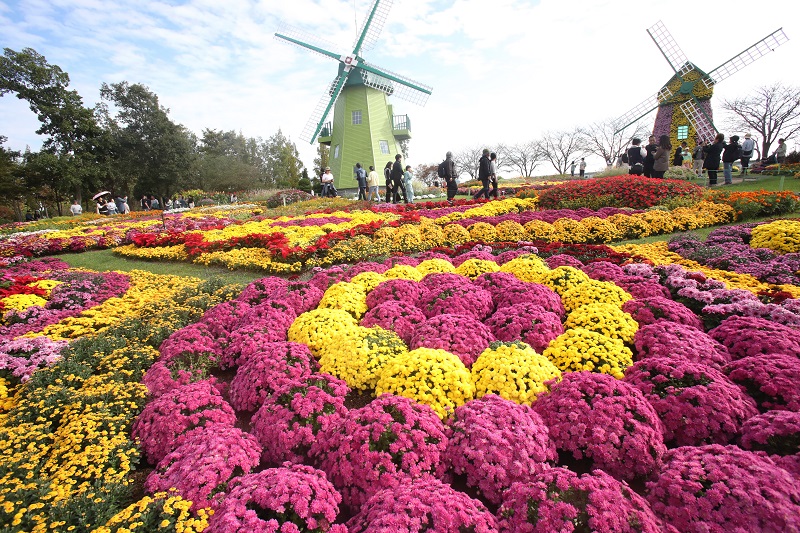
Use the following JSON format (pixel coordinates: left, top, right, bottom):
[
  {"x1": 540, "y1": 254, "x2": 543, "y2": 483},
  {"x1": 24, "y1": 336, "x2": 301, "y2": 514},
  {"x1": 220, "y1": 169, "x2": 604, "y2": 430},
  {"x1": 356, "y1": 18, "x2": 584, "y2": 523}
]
[
  {"x1": 334, "y1": 145, "x2": 340, "y2": 158},
  {"x1": 352, "y1": 110, "x2": 362, "y2": 125},
  {"x1": 677, "y1": 125, "x2": 689, "y2": 140},
  {"x1": 379, "y1": 140, "x2": 390, "y2": 155}
]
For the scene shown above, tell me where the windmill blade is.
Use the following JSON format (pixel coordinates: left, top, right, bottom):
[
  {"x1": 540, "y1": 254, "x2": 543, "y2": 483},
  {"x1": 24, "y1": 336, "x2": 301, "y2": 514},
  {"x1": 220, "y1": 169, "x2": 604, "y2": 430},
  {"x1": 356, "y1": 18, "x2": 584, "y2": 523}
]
[
  {"x1": 702, "y1": 28, "x2": 789, "y2": 89},
  {"x1": 300, "y1": 74, "x2": 348, "y2": 144},
  {"x1": 358, "y1": 61, "x2": 432, "y2": 106},
  {"x1": 613, "y1": 86, "x2": 674, "y2": 134},
  {"x1": 352, "y1": 0, "x2": 393, "y2": 55},
  {"x1": 647, "y1": 21, "x2": 690, "y2": 73},
  {"x1": 679, "y1": 99, "x2": 717, "y2": 143},
  {"x1": 275, "y1": 23, "x2": 342, "y2": 62}
]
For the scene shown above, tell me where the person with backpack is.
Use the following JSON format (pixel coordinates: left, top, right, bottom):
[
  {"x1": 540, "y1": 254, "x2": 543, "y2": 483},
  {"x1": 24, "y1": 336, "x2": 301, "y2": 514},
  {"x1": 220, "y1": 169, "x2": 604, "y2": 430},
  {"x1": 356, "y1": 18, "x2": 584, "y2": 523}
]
[
  {"x1": 354, "y1": 162, "x2": 367, "y2": 200},
  {"x1": 643, "y1": 135, "x2": 658, "y2": 177},
  {"x1": 703, "y1": 133, "x2": 725, "y2": 186},
  {"x1": 722, "y1": 135, "x2": 741, "y2": 185},
  {"x1": 439, "y1": 151, "x2": 458, "y2": 201},
  {"x1": 473, "y1": 149, "x2": 492, "y2": 200},
  {"x1": 627, "y1": 138, "x2": 645, "y2": 176},
  {"x1": 740, "y1": 133, "x2": 755, "y2": 175},
  {"x1": 383, "y1": 162, "x2": 394, "y2": 203}
]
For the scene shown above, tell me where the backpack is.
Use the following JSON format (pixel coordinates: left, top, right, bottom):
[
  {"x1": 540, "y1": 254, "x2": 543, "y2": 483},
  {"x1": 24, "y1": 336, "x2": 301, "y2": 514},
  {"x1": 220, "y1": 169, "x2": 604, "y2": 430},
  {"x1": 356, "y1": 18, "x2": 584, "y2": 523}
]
[
  {"x1": 437, "y1": 161, "x2": 446, "y2": 178},
  {"x1": 621, "y1": 152, "x2": 629, "y2": 164}
]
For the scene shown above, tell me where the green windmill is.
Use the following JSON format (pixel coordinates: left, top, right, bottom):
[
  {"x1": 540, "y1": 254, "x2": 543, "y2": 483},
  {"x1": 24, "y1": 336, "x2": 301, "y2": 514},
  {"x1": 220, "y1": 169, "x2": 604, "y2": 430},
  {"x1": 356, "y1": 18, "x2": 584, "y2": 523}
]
[
  {"x1": 615, "y1": 21, "x2": 788, "y2": 147},
  {"x1": 275, "y1": 0, "x2": 432, "y2": 191}
]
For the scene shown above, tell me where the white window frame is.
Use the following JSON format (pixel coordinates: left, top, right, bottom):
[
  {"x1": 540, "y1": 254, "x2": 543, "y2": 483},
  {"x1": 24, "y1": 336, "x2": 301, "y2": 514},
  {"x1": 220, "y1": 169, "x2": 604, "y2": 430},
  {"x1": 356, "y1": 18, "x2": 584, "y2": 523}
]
[
  {"x1": 677, "y1": 125, "x2": 689, "y2": 140},
  {"x1": 352, "y1": 110, "x2": 362, "y2": 125},
  {"x1": 379, "y1": 140, "x2": 390, "y2": 154},
  {"x1": 334, "y1": 144, "x2": 340, "y2": 158}
]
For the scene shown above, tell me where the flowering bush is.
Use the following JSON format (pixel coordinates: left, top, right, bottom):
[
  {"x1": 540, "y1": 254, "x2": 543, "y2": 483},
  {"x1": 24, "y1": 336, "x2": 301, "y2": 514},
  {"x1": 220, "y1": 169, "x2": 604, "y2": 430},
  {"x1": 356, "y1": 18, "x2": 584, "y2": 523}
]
[
  {"x1": 287, "y1": 308, "x2": 359, "y2": 357},
  {"x1": 543, "y1": 328, "x2": 634, "y2": 379},
  {"x1": 268, "y1": 282, "x2": 324, "y2": 315},
  {"x1": 623, "y1": 357, "x2": 758, "y2": 446},
  {"x1": 207, "y1": 464, "x2": 344, "y2": 533},
  {"x1": 409, "y1": 314, "x2": 495, "y2": 367},
  {"x1": 533, "y1": 372, "x2": 666, "y2": 480},
  {"x1": 740, "y1": 410, "x2": 800, "y2": 457},
  {"x1": 417, "y1": 284, "x2": 494, "y2": 321},
  {"x1": 632, "y1": 320, "x2": 730, "y2": 369},
  {"x1": 564, "y1": 302, "x2": 638, "y2": 343},
  {"x1": 497, "y1": 468, "x2": 664, "y2": 533},
  {"x1": 536, "y1": 175, "x2": 703, "y2": 210},
  {"x1": 366, "y1": 278, "x2": 429, "y2": 308},
  {"x1": 310, "y1": 394, "x2": 447, "y2": 510},
  {"x1": 319, "y1": 281, "x2": 369, "y2": 320},
  {"x1": 471, "y1": 341, "x2": 561, "y2": 404},
  {"x1": 347, "y1": 476, "x2": 498, "y2": 532},
  {"x1": 444, "y1": 395, "x2": 556, "y2": 505},
  {"x1": 708, "y1": 315, "x2": 800, "y2": 359},
  {"x1": 0, "y1": 336, "x2": 69, "y2": 384},
  {"x1": 376, "y1": 347, "x2": 475, "y2": 418},
  {"x1": 360, "y1": 300, "x2": 427, "y2": 345},
  {"x1": 492, "y1": 281, "x2": 565, "y2": 318},
  {"x1": 724, "y1": 354, "x2": 800, "y2": 412},
  {"x1": 559, "y1": 280, "x2": 632, "y2": 313},
  {"x1": 145, "y1": 425, "x2": 261, "y2": 509},
  {"x1": 319, "y1": 326, "x2": 407, "y2": 390},
  {"x1": 646, "y1": 445, "x2": 800, "y2": 532},
  {"x1": 485, "y1": 303, "x2": 563, "y2": 352},
  {"x1": 93, "y1": 491, "x2": 211, "y2": 533},
  {"x1": 622, "y1": 296, "x2": 704, "y2": 330},
  {"x1": 750, "y1": 219, "x2": 800, "y2": 254},
  {"x1": 132, "y1": 380, "x2": 237, "y2": 465},
  {"x1": 228, "y1": 342, "x2": 318, "y2": 412}
]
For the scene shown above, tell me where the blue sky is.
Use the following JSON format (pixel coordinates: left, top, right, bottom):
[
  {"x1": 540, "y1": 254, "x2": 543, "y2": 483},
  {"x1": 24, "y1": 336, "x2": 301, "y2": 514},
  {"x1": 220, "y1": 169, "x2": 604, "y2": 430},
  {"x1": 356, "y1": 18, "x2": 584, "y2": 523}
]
[{"x1": 1, "y1": 0, "x2": 798, "y2": 175}]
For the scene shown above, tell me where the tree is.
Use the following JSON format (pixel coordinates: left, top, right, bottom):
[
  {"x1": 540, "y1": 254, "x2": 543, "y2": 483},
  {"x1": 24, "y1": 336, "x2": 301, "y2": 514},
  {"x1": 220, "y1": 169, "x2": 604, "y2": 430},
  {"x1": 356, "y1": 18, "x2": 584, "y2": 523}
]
[
  {"x1": 453, "y1": 145, "x2": 486, "y2": 181},
  {"x1": 313, "y1": 144, "x2": 329, "y2": 178},
  {"x1": 539, "y1": 129, "x2": 587, "y2": 175},
  {"x1": 579, "y1": 118, "x2": 650, "y2": 168},
  {"x1": 196, "y1": 129, "x2": 264, "y2": 191},
  {"x1": 414, "y1": 163, "x2": 440, "y2": 187},
  {"x1": 263, "y1": 129, "x2": 303, "y2": 189},
  {"x1": 297, "y1": 168, "x2": 312, "y2": 193},
  {"x1": 0, "y1": 137, "x2": 26, "y2": 221},
  {"x1": 498, "y1": 141, "x2": 542, "y2": 178},
  {"x1": 722, "y1": 83, "x2": 800, "y2": 159}
]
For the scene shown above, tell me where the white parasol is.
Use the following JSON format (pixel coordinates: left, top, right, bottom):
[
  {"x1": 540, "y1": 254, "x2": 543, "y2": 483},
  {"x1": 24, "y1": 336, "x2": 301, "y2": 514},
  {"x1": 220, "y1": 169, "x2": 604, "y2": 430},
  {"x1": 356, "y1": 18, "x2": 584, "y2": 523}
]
[{"x1": 92, "y1": 191, "x2": 111, "y2": 200}]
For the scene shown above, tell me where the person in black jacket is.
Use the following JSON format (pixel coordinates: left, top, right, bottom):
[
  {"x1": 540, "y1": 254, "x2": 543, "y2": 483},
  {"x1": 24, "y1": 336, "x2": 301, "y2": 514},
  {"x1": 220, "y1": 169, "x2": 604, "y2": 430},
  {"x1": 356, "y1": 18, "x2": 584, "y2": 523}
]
[
  {"x1": 642, "y1": 135, "x2": 657, "y2": 177},
  {"x1": 440, "y1": 152, "x2": 458, "y2": 201},
  {"x1": 627, "y1": 138, "x2": 645, "y2": 176},
  {"x1": 390, "y1": 154, "x2": 408, "y2": 203},
  {"x1": 721, "y1": 135, "x2": 741, "y2": 185},
  {"x1": 473, "y1": 149, "x2": 492, "y2": 200},
  {"x1": 703, "y1": 133, "x2": 725, "y2": 186},
  {"x1": 383, "y1": 162, "x2": 393, "y2": 203},
  {"x1": 673, "y1": 145, "x2": 684, "y2": 166}
]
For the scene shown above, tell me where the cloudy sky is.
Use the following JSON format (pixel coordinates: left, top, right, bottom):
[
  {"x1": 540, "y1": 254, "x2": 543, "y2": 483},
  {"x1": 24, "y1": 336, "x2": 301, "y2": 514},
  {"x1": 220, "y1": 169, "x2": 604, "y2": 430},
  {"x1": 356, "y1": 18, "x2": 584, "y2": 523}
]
[{"x1": 1, "y1": 0, "x2": 798, "y2": 175}]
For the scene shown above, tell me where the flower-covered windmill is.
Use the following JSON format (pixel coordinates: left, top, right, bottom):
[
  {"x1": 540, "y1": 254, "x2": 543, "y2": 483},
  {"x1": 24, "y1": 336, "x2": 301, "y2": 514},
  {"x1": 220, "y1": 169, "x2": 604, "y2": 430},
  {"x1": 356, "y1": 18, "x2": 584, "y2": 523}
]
[
  {"x1": 615, "y1": 21, "x2": 788, "y2": 147},
  {"x1": 275, "y1": 0, "x2": 432, "y2": 190}
]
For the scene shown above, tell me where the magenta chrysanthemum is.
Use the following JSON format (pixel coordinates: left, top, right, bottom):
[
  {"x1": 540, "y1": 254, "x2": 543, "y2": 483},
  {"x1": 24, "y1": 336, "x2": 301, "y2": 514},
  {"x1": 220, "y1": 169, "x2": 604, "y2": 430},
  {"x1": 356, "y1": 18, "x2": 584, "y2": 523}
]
[
  {"x1": 361, "y1": 301, "x2": 427, "y2": 345},
  {"x1": 485, "y1": 303, "x2": 563, "y2": 352},
  {"x1": 492, "y1": 283, "x2": 565, "y2": 318},
  {"x1": 724, "y1": 354, "x2": 800, "y2": 412},
  {"x1": 410, "y1": 314, "x2": 495, "y2": 367},
  {"x1": 622, "y1": 297, "x2": 704, "y2": 330},
  {"x1": 633, "y1": 320, "x2": 731, "y2": 369},
  {"x1": 708, "y1": 316, "x2": 800, "y2": 360},
  {"x1": 740, "y1": 411, "x2": 800, "y2": 457},
  {"x1": 418, "y1": 284, "x2": 494, "y2": 320},
  {"x1": 366, "y1": 279, "x2": 429, "y2": 308}
]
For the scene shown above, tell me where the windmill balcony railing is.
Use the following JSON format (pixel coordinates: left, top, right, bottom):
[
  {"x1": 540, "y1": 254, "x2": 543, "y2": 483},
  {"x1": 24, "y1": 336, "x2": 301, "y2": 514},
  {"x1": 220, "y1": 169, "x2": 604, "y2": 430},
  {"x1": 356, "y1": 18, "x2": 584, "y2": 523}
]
[
  {"x1": 319, "y1": 122, "x2": 332, "y2": 139},
  {"x1": 393, "y1": 115, "x2": 411, "y2": 131}
]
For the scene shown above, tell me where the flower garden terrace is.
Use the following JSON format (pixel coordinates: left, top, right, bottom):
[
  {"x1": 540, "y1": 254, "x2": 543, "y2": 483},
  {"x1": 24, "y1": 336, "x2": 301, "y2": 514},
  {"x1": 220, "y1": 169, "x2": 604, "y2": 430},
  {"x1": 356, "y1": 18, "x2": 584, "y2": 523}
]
[{"x1": 0, "y1": 175, "x2": 800, "y2": 532}]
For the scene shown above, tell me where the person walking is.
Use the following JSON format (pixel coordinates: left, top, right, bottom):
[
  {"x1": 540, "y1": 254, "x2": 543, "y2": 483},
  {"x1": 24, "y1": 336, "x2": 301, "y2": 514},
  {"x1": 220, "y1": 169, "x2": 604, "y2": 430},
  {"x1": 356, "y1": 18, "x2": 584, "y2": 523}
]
[
  {"x1": 489, "y1": 152, "x2": 499, "y2": 199},
  {"x1": 652, "y1": 135, "x2": 671, "y2": 178},
  {"x1": 579, "y1": 158, "x2": 586, "y2": 178},
  {"x1": 383, "y1": 162, "x2": 394, "y2": 203},
  {"x1": 627, "y1": 138, "x2": 645, "y2": 176},
  {"x1": 473, "y1": 149, "x2": 492, "y2": 199},
  {"x1": 643, "y1": 135, "x2": 658, "y2": 178},
  {"x1": 403, "y1": 165, "x2": 415, "y2": 203},
  {"x1": 354, "y1": 162, "x2": 368, "y2": 200},
  {"x1": 69, "y1": 199, "x2": 82, "y2": 216},
  {"x1": 367, "y1": 165, "x2": 381, "y2": 202},
  {"x1": 740, "y1": 133, "x2": 755, "y2": 175},
  {"x1": 722, "y1": 135, "x2": 741, "y2": 185},
  {"x1": 703, "y1": 133, "x2": 725, "y2": 186},
  {"x1": 391, "y1": 154, "x2": 408, "y2": 203},
  {"x1": 692, "y1": 140, "x2": 705, "y2": 177},
  {"x1": 441, "y1": 151, "x2": 458, "y2": 201},
  {"x1": 570, "y1": 160, "x2": 576, "y2": 177},
  {"x1": 774, "y1": 138, "x2": 787, "y2": 164}
]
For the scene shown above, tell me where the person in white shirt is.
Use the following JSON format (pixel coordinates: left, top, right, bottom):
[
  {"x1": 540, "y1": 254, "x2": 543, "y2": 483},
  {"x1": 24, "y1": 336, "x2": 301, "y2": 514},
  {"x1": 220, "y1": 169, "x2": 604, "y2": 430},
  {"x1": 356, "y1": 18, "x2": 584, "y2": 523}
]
[
  {"x1": 69, "y1": 200, "x2": 82, "y2": 216},
  {"x1": 367, "y1": 165, "x2": 381, "y2": 202},
  {"x1": 321, "y1": 167, "x2": 335, "y2": 197},
  {"x1": 740, "y1": 133, "x2": 756, "y2": 175},
  {"x1": 579, "y1": 158, "x2": 587, "y2": 178},
  {"x1": 489, "y1": 152, "x2": 499, "y2": 199}
]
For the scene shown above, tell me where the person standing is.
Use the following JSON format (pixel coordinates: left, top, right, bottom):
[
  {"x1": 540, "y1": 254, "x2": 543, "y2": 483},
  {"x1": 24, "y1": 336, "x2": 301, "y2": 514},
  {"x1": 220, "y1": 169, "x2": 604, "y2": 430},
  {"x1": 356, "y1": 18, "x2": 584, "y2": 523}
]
[
  {"x1": 652, "y1": 135, "x2": 671, "y2": 178},
  {"x1": 579, "y1": 158, "x2": 586, "y2": 178},
  {"x1": 570, "y1": 160, "x2": 576, "y2": 177},
  {"x1": 672, "y1": 144, "x2": 684, "y2": 166},
  {"x1": 69, "y1": 199, "x2": 82, "y2": 216},
  {"x1": 140, "y1": 195, "x2": 150, "y2": 211},
  {"x1": 391, "y1": 154, "x2": 408, "y2": 204},
  {"x1": 321, "y1": 167, "x2": 335, "y2": 197},
  {"x1": 367, "y1": 165, "x2": 381, "y2": 202},
  {"x1": 473, "y1": 149, "x2": 492, "y2": 199},
  {"x1": 703, "y1": 133, "x2": 725, "y2": 186},
  {"x1": 774, "y1": 138, "x2": 787, "y2": 164},
  {"x1": 627, "y1": 138, "x2": 645, "y2": 176},
  {"x1": 681, "y1": 142, "x2": 693, "y2": 170},
  {"x1": 692, "y1": 140, "x2": 705, "y2": 177},
  {"x1": 383, "y1": 162, "x2": 394, "y2": 203},
  {"x1": 722, "y1": 135, "x2": 741, "y2": 185},
  {"x1": 149, "y1": 195, "x2": 160, "y2": 209},
  {"x1": 489, "y1": 152, "x2": 499, "y2": 199},
  {"x1": 354, "y1": 163, "x2": 368, "y2": 200},
  {"x1": 740, "y1": 133, "x2": 755, "y2": 175},
  {"x1": 643, "y1": 135, "x2": 658, "y2": 177},
  {"x1": 403, "y1": 165, "x2": 415, "y2": 203},
  {"x1": 441, "y1": 151, "x2": 458, "y2": 201}
]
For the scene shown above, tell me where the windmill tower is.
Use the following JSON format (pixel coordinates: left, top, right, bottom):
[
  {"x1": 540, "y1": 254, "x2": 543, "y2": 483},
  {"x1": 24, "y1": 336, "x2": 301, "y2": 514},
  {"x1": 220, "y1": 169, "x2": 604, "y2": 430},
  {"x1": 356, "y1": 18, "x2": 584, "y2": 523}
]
[
  {"x1": 275, "y1": 0, "x2": 432, "y2": 191},
  {"x1": 615, "y1": 22, "x2": 788, "y2": 147}
]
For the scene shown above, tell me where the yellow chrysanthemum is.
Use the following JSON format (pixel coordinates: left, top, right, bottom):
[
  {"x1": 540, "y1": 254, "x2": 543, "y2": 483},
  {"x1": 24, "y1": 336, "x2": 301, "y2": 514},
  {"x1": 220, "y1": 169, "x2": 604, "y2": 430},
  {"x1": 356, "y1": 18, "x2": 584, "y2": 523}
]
[{"x1": 472, "y1": 341, "x2": 561, "y2": 405}]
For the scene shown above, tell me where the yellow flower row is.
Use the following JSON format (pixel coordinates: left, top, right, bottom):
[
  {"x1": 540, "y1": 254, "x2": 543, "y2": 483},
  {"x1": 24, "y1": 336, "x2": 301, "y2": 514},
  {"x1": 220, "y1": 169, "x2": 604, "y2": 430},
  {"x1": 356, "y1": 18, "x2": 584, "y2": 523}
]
[{"x1": 750, "y1": 219, "x2": 800, "y2": 254}]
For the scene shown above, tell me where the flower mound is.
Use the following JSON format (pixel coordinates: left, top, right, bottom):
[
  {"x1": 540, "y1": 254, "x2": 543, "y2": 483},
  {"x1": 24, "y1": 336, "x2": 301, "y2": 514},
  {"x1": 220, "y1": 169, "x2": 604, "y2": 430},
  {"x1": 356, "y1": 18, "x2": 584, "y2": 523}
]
[
  {"x1": 543, "y1": 328, "x2": 633, "y2": 379},
  {"x1": 471, "y1": 341, "x2": 561, "y2": 404},
  {"x1": 287, "y1": 308, "x2": 359, "y2": 357},
  {"x1": 533, "y1": 372, "x2": 666, "y2": 480},
  {"x1": 409, "y1": 314, "x2": 495, "y2": 367},
  {"x1": 310, "y1": 394, "x2": 448, "y2": 511},
  {"x1": 485, "y1": 303, "x2": 563, "y2": 353},
  {"x1": 623, "y1": 357, "x2": 758, "y2": 446},
  {"x1": 740, "y1": 411, "x2": 800, "y2": 457},
  {"x1": 228, "y1": 342, "x2": 318, "y2": 412},
  {"x1": 366, "y1": 278, "x2": 429, "y2": 308},
  {"x1": 708, "y1": 315, "x2": 800, "y2": 360},
  {"x1": 622, "y1": 296, "x2": 704, "y2": 330},
  {"x1": 319, "y1": 326, "x2": 408, "y2": 390},
  {"x1": 633, "y1": 320, "x2": 731, "y2": 370},
  {"x1": 0, "y1": 336, "x2": 69, "y2": 383},
  {"x1": 497, "y1": 468, "x2": 664, "y2": 533},
  {"x1": 207, "y1": 464, "x2": 344, "y2": 533},
  {"x1": 492, "y1": 282, "x2": 565, "y2": 318},
  {"x1": 145, "y1": 425, "x2": 261, "y2": 509},
  {"x1": 418, "y1": 284, "x2": 494, "y2": 320},
  {"x1": 251, "y1": 373, "x2": 349, "y2": 465},
  {"x1": 646, "y1": 445, "x2": 800, "y2": 532},
  {"x1": 564, "y1": 302, "x2": 638, "y2": 343},
  {"x1": 132, "y1": 380, "x2": 237, "y2": 465},
  {"x1": 360, "y1": 300, "x2": 427, "y2": 345},
  {"x1": 444, "y1": 395, "x2": 556, "y2": 505},
  {"x1": 377, "y1": 347, "x2": 475, "y2": 419},
  {"x1": 724, "y1": 354, "x2": 800, "y2": 412},
  {"x1": 347, "y1": 476, "x2": 498, "y2": 533},
  {"x1": 319, "y1": 281, "x2": 368, "y2": 320}
]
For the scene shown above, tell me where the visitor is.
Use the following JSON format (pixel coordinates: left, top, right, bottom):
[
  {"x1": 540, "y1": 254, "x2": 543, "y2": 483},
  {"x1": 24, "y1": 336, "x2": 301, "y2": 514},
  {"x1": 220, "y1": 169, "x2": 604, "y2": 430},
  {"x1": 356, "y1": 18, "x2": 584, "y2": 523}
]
[
  {"x1": 165, "y1": 198, "x2": 173, "y2": 210},
  {"x1": 774, "y1": 138, "x2": 787, "y2": 164},
  {"x1": 391, "y1": 154, "x2": 408, "y2": 204},
  {"x1": 188, "y1": 197, "x2": 195, "y2": 209},
  {"x1": 672, "y1": 143, "x2": 684, "y2": 166},
  {"x1": 703, "y1": 133, "x2": 725, "y2": 186},
  {"x1": 150, "y1": 195, "x2": 160, "y2": 209},
  {"x1": 579, "y1": 158, "x2": 586, "y2": 178},
  {"x1": 121, "y1": 196, "x2": 130, "y2": 214},
  {"x1": 141, "y1": 195, "x2": 150, "y2": 210},
  {"x1": 682, "y1": 142, "x2": 693, "y2": 170},
  {"x1": 383, "y1": 162, "x2": 394, "y2": 203},
  {"x1": 740, "y1": 133, "x2": 755, "y2": 175},
  {"x1": 321, "y1": 167, "x2": 335, "y2": 197},
  {"x1": 489, "y1": 152, "x2": 499, "y2": 199},
  {"x1": 570, "y1": 160, "x2": 576, "y2": 177},
  {"x1": 354, "y1": 162, "x2": 368, "y2": 201},
  {"x1": 652, "y1": 135, "x2": 671, "y2": 179},
  {"x1": 97, "y1": 198, "x2": 109, "y2": 215},
  {"x1": 441, "y1": 151, "x2": 458, "y2": 201},
  {"x1": 230, "y1": 193, "x2": 238, "y2": 203},
  {"x1": 105, "y1": 198, "x2": 118, "y2": 215},
  {"x1": 114, "y1": 195, "x2": 125, "y2": 214},
  {"x1": 69, "y1": 199, "x2": 82, "y2": 216},
  {"x1": 473, "y1": 149, "x2": 492, "y2": 200},
  {"x1": 403, "y1": 165, "x2": 415, "y2": 203},
  {"x1": 721, "y1": 135, "x2": 741, "y2": 185},
  {"x1": 643, "y1": 135, "x2": 657, "y2": 178},
  {"x1": 627, "y1": 138, "x2": 645, "y2": 176},
  {"x1": 367, "y1": 165, "x2": 381, "y2": 202},
  {"x1": 692, "y1": 140, "x2": 705, "y2": 177}
]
